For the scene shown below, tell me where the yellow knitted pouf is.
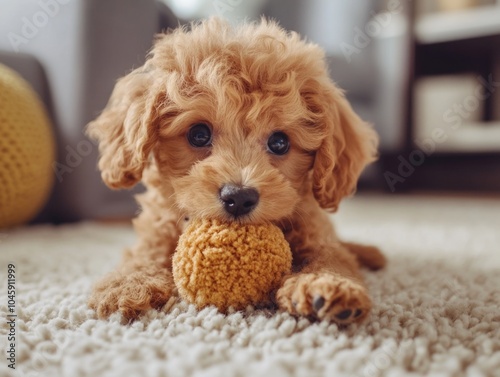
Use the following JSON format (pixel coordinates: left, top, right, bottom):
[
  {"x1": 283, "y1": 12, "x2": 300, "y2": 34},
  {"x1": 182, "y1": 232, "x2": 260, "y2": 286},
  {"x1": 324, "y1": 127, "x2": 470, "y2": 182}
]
[{"x1": 0, "y1": 64, "x2": 55, "y2": 228}]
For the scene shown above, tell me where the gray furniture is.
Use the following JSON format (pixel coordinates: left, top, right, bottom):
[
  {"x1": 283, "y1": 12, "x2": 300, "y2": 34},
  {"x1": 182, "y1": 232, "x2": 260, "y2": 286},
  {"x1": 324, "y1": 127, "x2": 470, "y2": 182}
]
[{"x1": 0, "y1": 0, "x2": 178, "y2": 222}]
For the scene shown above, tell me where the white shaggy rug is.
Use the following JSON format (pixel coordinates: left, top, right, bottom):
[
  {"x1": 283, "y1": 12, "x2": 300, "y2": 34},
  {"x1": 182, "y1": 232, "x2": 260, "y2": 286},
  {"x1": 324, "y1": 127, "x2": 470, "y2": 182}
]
[{"x1": 1, "y1": 194, "x2": 500, "y2": 377}]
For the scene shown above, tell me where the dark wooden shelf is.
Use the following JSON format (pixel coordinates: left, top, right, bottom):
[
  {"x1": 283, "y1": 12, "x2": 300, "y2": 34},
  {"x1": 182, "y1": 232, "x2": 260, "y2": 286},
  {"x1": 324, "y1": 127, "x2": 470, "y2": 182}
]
[{"x1": 391, "y1": 2, "x2": 500, "y2": 192}]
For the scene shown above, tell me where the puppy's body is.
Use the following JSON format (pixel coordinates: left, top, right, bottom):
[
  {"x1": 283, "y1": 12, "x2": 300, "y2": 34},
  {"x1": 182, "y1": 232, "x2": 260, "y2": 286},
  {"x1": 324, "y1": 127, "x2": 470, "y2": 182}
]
[{"x1": 88, "y1": 18, "x2": 385, "y2": 324}]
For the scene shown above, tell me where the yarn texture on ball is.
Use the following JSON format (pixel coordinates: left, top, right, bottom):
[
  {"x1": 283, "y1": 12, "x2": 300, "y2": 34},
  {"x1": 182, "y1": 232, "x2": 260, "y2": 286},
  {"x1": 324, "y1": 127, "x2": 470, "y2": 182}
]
[
  {"x1": 0, "y1": 64, "x2": 55, "y2": 228},
  {"x1": 173, "y1": 218, "x2": 292, "y2": 311}
]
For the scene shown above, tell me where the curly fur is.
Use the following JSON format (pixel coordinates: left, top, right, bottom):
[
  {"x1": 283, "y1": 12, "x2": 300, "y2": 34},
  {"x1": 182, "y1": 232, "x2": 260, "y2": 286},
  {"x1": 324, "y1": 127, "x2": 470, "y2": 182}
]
[{"x1": 87, "y1": 18, "x2": 385, "y2": 324}]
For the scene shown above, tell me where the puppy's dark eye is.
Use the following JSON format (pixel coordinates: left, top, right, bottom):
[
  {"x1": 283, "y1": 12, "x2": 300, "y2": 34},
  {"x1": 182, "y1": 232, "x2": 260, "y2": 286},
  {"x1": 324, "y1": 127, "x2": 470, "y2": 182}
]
[
  {"x1": 187, "y1": 123, "x2": 212, "y2": 147},
  {"x1": 267, "y1": 132, "x2": 290, "y2": 155}
]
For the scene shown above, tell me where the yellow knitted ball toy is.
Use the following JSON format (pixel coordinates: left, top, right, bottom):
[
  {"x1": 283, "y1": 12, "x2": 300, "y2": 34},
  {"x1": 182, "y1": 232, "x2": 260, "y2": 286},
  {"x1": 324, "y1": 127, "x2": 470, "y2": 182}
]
[
  {"x1": 0, "y1": 64, "x2": 55, "y2": 228},
  {"x1": 173, "y1": 218, "x2": 292, "y2": 311}
]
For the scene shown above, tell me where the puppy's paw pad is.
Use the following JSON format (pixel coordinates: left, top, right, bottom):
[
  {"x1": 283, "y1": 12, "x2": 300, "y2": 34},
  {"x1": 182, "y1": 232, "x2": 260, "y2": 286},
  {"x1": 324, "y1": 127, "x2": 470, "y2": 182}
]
[{"x1": 276, "y1": 273, "x2": 371, "y2": 325}]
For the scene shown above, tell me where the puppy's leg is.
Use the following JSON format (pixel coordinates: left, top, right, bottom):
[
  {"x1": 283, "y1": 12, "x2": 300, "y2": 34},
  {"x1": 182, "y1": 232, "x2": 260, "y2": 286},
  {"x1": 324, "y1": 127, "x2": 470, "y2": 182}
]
[
  {"x1": 276, "y1": 245, "x2": 372, "y2": 324},
  {"x1": 342, "y1": 241, "x2": 386, "y2": 271},
  {"x1": 277, "y1": 209, "x2": 377, "y2": 324},
  {"x1": 89, "y1": 194, "x2": 181, "y2": 321},
  {"x1": 88, "y1": 248, "x2": 176, "y2": 321}
]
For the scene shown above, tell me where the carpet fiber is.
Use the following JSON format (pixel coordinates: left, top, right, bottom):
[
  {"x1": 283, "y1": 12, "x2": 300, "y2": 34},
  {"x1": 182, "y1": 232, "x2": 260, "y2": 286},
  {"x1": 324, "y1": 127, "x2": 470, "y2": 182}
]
[{"x1": 1, "y1": 195, "x2": 499, "y2": 377}]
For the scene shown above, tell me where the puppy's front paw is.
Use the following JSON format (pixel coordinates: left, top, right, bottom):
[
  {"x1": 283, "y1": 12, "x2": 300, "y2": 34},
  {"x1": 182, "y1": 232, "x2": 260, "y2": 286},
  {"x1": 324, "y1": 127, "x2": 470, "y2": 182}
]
[
  {"x1": 89, "y1": 268, "x2": 174, "y2": 321},
  {"x1": 276, "y1": 273, "x2": 371, "y2": 324}
]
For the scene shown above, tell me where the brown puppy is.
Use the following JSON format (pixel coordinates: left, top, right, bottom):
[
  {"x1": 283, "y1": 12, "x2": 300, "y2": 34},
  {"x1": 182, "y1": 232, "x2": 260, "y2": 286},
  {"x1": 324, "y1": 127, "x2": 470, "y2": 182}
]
[{"x1": 87, "y1": 18, "x2": 386, "y2": 324}]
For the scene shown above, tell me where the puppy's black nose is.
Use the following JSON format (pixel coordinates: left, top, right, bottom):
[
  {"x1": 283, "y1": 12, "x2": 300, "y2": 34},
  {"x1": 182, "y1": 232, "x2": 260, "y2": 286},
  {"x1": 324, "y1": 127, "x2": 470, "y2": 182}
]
[{"x1": 219, "y1": 184, "x2": 259, "y2": 217}]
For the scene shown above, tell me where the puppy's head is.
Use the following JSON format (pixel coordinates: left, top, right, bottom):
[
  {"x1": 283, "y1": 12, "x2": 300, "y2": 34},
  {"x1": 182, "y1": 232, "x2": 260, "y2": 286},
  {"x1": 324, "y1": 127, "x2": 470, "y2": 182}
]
[{"x1": 87, "y1": 18, "x2": 378, "y2": 223}]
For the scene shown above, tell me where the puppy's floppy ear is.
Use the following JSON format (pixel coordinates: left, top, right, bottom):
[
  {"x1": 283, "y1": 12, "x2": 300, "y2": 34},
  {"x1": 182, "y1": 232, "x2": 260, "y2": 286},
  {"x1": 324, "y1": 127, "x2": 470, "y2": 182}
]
[
  {"x1": 87, "y1": 66, "x2": 164, "y2": 189},
  {"x1": 312, "y1": 86, "x2": 378, "y2": 212}
]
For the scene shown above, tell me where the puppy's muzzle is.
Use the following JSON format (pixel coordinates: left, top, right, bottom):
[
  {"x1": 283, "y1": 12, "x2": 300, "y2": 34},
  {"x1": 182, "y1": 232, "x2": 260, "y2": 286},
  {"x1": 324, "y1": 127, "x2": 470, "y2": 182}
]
[{"x1": 219, "y1": 184, "x2": 259, "y2": 218}]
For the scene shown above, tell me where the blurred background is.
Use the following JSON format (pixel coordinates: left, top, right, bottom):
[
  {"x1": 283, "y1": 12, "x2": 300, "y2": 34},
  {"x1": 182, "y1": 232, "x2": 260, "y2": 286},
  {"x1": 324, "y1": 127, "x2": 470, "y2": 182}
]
[{"x1": 0, "y1": 0, "x2": 499, "y2": 225}]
